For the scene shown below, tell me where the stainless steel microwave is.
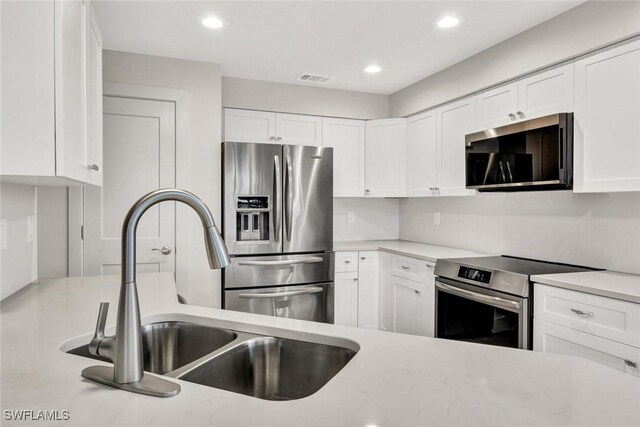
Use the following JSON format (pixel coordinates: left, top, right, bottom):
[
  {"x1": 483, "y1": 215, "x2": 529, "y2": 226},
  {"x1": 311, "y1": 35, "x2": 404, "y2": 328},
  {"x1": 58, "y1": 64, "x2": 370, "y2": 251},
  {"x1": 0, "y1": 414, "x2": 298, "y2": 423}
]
[{"x1": 465, "y1": 113, "x2": 573, "y2": 192}]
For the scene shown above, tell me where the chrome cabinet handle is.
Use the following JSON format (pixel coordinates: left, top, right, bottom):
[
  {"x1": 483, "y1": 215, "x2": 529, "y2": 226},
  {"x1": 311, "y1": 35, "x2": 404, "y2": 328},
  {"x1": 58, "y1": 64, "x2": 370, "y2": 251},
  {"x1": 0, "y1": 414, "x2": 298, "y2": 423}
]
[
  {"x1": 269, "y1": 136, "x2": 276, "y2": 141},
  {"x1": 570, "y1": 308, "x2": 595, "y2": 318},
  {"x1": 401, "y1": 265, "x2": 410, "y2": 270},
  {"x1": 237, "y1": 257, "x2": 323, "y2": 267},
  {"x1": 151, "y1": 246, "x2": 172, "y2": 255},
  {"x1": 238, "y1": 286, "x2": 323, "y2": 299},
  {"x1": 353, "y1": 278, "x2": 358, "y2": 281},
  {"x1": 344, "y1": 260, "x2": 350, "y2": 264},
  {"x1": 360, "y1": 257, "x2": 366, "y2": 260},
  {"x1": 276, "y1": 136, "x2": 283, "y2": 141},
  {"x1": 517, "y1": 111, "x2": 525, "y2": 119},
  {"x1": 273, "y1": 155, "x2": 281, "y2": 242},
  {"x1": 624, "y1": 360, "x2": 638, "y2": 368},
  {"x1": 87, "y1": 164, "x2": 100, "y2": 171},
  {"x1": 508, "y1": 113, "x2": 516, "y2": 120}
]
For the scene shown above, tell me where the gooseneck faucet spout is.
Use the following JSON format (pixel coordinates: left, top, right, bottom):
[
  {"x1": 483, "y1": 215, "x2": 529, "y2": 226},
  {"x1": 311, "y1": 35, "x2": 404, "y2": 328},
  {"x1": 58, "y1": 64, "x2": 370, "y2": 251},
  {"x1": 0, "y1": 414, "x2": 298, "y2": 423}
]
[{"x1": 82, "y1": 189, "x2": 230, "y2": 397}]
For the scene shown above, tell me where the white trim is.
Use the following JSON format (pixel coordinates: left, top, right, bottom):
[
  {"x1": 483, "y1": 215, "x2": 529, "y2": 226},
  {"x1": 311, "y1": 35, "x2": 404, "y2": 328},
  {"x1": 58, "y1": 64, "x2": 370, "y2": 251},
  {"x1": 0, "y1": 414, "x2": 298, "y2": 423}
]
[{"x1": 68, "y1": 82, "x2": 190, "y2": 297}]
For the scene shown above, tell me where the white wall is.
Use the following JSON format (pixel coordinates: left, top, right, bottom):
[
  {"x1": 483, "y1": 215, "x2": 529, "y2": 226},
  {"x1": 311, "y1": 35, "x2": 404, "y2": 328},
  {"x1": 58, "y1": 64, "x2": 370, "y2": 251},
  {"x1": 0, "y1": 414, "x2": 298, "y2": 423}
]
[
  {"x1": 0, "y1": 183, "x2": 37, "y2": 300},
  {"x1": 400, "y1": 192, "x2": 640, "y2": 274},
  {"x1": 222, "y1": 76, "x2": 389, "y2": 119},
  {"x1": 389, "y1": 1, "x2": 640, "y2": 117},
  {"x1": 334, "y1": 198, "x2": 399, "y2": 241},
  {"x1": 37, "y1": 187, "x2": 68, "y2": 279},
  {"x1": 102, "y1": 50, "x2": 223, "y2": 308}
]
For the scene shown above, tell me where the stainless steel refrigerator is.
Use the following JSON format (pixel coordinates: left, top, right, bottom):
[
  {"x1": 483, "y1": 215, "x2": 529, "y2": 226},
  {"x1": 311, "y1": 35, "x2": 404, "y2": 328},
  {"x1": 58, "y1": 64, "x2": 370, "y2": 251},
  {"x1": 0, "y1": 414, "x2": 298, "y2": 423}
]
[{"x1": 221, "y1": 142, "x2": 334, "y2": 323}]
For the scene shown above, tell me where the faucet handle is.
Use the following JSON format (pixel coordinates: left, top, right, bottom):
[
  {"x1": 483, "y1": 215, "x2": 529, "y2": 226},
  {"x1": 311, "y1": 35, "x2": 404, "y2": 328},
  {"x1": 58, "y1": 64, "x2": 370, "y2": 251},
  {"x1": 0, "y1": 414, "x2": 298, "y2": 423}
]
[{"x1": 88, "y1": 302, "x2": 109, "y2": 356}]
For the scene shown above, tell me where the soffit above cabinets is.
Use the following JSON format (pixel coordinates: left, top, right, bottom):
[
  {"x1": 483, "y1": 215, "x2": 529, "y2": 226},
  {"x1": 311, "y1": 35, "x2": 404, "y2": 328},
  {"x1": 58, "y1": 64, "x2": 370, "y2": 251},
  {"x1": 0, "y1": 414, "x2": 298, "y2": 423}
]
[{"x1": 92, "y1": 1, "x2": 582, "y2": 95}]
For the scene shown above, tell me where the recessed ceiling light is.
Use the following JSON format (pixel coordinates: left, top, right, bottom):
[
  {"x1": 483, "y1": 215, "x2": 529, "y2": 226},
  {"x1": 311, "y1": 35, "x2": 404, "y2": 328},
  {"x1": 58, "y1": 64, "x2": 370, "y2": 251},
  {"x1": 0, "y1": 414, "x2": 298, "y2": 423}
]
[
  {"x1": 364, "y1": 65, "x2": 381, "y2": 74},
  {"x1": 201, "y1": 15, "x2": 223, "y2": 29},
  {"x1": 437, "y1": 15, "x2": 460, "y2": 28}
]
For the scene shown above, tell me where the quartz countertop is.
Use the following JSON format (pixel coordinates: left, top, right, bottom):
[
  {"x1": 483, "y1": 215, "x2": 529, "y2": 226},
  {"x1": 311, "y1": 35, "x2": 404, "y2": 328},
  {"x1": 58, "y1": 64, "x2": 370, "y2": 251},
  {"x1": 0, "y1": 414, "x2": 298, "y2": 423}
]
[
  {"x1": 2, "y1": 273, "x2": 640, "y2": 427},
  {"x1": 532, "y1": 270, "x2": 640, "y2": 304},
  {"x1": 334, "y1": 239, "x2": 488, "y2": 261}
]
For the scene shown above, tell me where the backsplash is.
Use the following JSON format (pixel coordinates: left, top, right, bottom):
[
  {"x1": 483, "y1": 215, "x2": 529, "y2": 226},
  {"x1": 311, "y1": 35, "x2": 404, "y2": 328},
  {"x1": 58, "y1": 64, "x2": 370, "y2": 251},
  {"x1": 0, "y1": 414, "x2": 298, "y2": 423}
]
[
  {"x1": 334, "y1": 198, "x2": 399, "y2": 241},
  {"x1": 400, "y1": 191, "x2": 640, "y2": 274}
]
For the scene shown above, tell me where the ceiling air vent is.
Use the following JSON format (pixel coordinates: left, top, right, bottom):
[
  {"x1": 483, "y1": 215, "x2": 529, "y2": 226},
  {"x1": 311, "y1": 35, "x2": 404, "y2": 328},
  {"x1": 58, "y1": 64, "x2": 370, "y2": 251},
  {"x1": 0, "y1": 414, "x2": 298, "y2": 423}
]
[{"x1": 297, "y1": 73, "x2": 333, "y2": 84}]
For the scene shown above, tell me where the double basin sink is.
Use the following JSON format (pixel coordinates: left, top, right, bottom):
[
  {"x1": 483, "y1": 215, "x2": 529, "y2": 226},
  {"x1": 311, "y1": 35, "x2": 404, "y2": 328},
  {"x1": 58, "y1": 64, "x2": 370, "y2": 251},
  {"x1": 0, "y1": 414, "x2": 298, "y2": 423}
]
[{"x1": 67, "y1": 320, "x2": 358, "y2": 401}]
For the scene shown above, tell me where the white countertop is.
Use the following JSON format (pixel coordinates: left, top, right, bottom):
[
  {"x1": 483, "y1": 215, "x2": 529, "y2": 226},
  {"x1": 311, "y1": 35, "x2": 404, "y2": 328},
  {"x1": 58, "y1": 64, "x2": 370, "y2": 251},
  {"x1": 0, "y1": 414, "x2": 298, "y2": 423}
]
[
  {"x1": 334, "y1": 239, "x2": 488, "y2": 261},
  {"x1": 2, "y1": 273, "x2": 640, "y2": 427},
  {"x1": 532, "y1": 270, "x2": 640, "y2": 304}
]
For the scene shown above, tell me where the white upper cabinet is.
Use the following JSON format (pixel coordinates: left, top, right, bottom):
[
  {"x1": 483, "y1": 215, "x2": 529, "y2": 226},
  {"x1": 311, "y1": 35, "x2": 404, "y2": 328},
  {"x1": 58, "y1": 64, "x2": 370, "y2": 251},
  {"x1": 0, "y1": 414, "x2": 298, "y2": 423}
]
[
  {"x1": 365, "y1": 118, "x2": 407, "y2": 197},
  {"x1": 437, "y1": 97, "x2": 476, "y2": 196},
  {"x1": 475, "y1": 82, "x2": 519, "y2": 131},
  {"x1": 1, "y1": 0, "x2": 103, "y2": 186},
  {"x1": 574, "y1": 39, "x2": 640, "y2": 193},
  {"x1": 406, "y1": 110, "x2": 438, "y2": 197},
  {"x1": 224, "y1": 109, "x2": 322, "y2": 146},
  {"x1": 475, "y1": 63, "x2": 574, "y2": 131},
  {"x1": 224, "y1": 109, "x2": 277, "y2": 143},
  {"x1": 517, "y1": 63, "x2": 574, "y2": 120},
  {"x1": 322, "y1": 118, "x2": 365, "y2": 197},
  {"x1": 276, "y1": 113, "x2": 322, "y2": 146}
]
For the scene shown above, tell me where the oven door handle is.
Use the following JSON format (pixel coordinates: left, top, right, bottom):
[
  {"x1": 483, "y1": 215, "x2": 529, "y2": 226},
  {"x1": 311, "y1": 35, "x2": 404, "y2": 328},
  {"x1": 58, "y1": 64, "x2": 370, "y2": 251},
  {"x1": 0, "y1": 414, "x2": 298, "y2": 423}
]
[
  {"x1": 237, "y1": 287, "x2": 323, "y2": 299},
  {"x1": 436, "y1": 281, "x2": 521, "y2": 311}
]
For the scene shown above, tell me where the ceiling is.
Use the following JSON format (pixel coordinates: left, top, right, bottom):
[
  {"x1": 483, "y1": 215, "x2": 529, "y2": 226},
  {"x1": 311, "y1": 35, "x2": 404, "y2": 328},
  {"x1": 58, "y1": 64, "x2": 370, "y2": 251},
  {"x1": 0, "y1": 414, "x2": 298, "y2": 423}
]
[{"x1": 93, "y1": 1, "x2": 582, "y2": 95}]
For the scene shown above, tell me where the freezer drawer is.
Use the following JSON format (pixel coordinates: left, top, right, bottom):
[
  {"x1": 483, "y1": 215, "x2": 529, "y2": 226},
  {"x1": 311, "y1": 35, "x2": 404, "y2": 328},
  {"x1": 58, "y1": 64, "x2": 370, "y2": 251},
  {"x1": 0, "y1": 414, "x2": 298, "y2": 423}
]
[
  {"x1": 224, "y1": 282, "x2": 334, "y2": 323},
  {"x1": 223, "y1": 253, "x2": 334, "y2": 289}
]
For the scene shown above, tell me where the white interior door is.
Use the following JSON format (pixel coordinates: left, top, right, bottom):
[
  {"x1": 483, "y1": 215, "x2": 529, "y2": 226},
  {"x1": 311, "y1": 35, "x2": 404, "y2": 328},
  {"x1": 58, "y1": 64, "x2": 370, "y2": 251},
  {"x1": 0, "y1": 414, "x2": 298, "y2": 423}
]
[{"x1": 83, "y1": 96, "x2": 176, "y2": 276}]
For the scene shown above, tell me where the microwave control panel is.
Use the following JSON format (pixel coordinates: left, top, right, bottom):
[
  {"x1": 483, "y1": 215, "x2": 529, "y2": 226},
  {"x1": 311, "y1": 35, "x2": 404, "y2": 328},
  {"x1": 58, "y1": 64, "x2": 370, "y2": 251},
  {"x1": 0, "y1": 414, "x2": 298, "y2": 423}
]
[{"x1": 458, "y1": 266, "x2": 492, "y2": 284}]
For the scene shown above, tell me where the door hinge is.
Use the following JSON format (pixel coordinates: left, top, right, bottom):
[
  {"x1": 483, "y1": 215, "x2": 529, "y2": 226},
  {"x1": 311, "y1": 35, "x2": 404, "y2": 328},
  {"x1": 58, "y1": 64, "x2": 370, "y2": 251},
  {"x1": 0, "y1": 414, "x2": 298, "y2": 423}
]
[{"x1": 80, "y1": 225, "x2": 84, "y2": 240}]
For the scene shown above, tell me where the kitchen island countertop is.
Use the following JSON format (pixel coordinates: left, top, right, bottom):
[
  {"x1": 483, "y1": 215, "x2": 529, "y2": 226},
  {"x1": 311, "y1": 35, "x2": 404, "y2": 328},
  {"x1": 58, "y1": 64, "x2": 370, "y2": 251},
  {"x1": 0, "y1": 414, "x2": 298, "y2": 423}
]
[{"x1": 2, "y1": 272, "x2": 640, "y2": 427}]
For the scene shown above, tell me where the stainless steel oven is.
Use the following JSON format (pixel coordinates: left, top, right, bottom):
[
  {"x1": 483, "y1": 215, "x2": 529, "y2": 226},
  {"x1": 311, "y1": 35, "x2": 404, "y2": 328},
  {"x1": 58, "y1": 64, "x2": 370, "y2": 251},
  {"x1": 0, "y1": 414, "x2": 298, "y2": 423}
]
[{"x1": 434, "y1": 256, "x2": 597, "y2": 350}]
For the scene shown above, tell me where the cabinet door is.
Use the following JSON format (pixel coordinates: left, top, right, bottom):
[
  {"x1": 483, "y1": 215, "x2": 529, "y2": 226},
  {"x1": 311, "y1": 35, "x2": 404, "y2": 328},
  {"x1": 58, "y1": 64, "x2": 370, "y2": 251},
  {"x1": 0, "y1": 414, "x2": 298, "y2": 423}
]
[
  {"x1": 322, "y1": 118, "x2": 365, "y2": 196},
  {"x1": 406, "y1": 110, "x2": 437, "y2": 197},
  {"x1": 534, "y1": 319, "x2": 640, "y2": 378},
  {"x1": 276, "y1": 113, "x2": 322, "y2": 146},
  {"x1": 392, "y1": 276, "x2": 425, "y2": 336},
  {"x1": 0, "y1": 0, "x2": 56, "y2": 176},
  {"x1": 357, "y1": 251, "x2": 379, "y2": 330},
  {"x1": 475, "y1": 82, "x2": 519, "y2": 131},
  {"x1": 574, "y1": 39, "x2": 640, "y2": 192},
  {"x1": 84, "y1": 1, "x2": 103, "y2": 186},
  {"x1": 224, "y1": 109, "x2": 277, "y2": 143},
  {"x1": 517, "y1": 63, "x2": 574, "y2": 121},
  {"x1": 365, "y1": 118, "x2": 407, "y2": 197},
  {"x1": 334, "y1": 272, "x2": 359, "y2": 327},
  {"x1": 54, "y1": 0, "x2": 87, "y2": 182},
  {"x1": 437, "y1": 97, "x2": 476, "y2": 196}
]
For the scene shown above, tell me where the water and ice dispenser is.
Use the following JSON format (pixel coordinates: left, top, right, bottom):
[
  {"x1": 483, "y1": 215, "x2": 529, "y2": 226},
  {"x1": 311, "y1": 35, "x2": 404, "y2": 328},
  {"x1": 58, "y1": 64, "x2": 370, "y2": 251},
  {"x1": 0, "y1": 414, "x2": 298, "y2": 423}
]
[{"x1": 236, "y1": 196, "x2": 270, "y2": 242}]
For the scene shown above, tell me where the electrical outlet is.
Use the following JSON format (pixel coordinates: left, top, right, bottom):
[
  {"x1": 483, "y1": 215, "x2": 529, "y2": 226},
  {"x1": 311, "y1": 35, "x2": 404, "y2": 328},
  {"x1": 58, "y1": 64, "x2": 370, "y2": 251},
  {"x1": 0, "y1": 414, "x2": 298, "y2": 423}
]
[
  {"x1": 27, "y1": 215, "x2": 36, "y2": 243},
  {"x1": 433, "y1": 211, "x2": 440, "y2": 226},
  {"x1": 0, "y1": 219, "x2": 7, "y2": 250},
  {"x1": 347, "y1": 211, "x2": 355, "y2": 224}
]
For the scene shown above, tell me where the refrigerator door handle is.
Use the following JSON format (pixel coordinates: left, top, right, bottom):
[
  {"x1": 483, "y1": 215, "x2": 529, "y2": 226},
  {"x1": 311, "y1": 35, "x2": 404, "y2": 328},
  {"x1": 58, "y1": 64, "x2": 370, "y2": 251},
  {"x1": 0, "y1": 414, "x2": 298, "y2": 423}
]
[
  {"x1": 236, "y1": 256, "x2": 324, "y2": 267},
  {"x1": 285, "y1": 154, "x2": 293, "y2": 241},
  {"x1": 273, "y1": 154, "x2": 281, "y2": 242},
  {"x1": 237, "y1": 286, "x2": 323, "y2": 299}
]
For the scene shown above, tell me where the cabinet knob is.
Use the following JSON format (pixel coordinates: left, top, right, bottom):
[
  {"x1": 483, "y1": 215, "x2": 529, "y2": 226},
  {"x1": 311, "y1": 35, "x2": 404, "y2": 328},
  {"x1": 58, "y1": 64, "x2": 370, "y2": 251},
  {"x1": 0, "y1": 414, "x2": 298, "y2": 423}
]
[
  {"x1": 360, "y1": 257, "x2": 366, "y2": 260},
  {"x1": 344, "y1": 260, "x2": 350, "y2": 264},
  {"x1": 414, "y1": 289, "x2": 421, "y2": 295},
  {"x1": 87, "y1": 164, "x2": 100, "y2": 171},
  {"x1": 269, "y1": 136, "x2": 276, "y2": 141},
  {"x1": 353, "y1": 278, "x2": 358, "y2": 281},
  {"x1": 517, "y1": 111, "x2": 525, "y2": 119},
  {"x1": 508, "y1": 113, "x2": 516, "y2": 120},
  {"x1": 277, "y1": 136, "x2": 283, "y2": 141},
  {"x1": 365, "y1": 189, "x2": 370, "y2": 193}
]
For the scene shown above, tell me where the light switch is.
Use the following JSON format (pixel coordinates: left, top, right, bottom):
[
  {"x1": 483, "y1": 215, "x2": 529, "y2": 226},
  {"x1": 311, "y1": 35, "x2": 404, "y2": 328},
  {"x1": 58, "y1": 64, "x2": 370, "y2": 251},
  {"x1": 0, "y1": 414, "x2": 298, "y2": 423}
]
[
  {"x1": 347, "y1": 211, "x2": 355, "y2": 224},
  {"x1": 0, "y1": 219, "x2": 7, "y2": 250},
  {"x1": 433, "y1": 211, "x2": 440, "y2": 226},
  {"x1": 27, "y1": 215, "x2": 36, "y2": 243}
]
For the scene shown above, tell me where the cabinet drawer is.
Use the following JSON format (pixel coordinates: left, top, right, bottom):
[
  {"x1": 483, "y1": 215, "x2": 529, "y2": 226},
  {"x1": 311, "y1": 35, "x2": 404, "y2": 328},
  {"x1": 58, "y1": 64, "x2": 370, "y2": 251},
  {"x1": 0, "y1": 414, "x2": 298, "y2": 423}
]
[
  {"x1": 534, "y1": 319, "x2": 640, "y2": 378},
  {"x1": 534, "y1": 284, "x2": 640, "y2": 348},
  {"x1": 391, "y1": 254, "x2": 427, "y2": 283},
  {"x1": 335, "y1": 251, "x2": 358, "y2": 273}
]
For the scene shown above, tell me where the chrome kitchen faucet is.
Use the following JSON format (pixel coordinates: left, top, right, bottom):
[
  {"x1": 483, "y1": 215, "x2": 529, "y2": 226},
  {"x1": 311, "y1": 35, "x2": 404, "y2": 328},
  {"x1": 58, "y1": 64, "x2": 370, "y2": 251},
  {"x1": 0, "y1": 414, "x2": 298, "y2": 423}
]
[{"x1": 81, "y1": 189, "x2": 230, "y2": 397}]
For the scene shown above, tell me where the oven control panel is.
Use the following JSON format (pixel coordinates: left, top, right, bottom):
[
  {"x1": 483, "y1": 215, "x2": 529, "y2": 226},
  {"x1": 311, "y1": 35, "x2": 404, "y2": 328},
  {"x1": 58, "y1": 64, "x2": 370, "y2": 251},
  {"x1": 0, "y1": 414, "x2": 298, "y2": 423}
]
[{"x1": 458, "y1": 266, "x2": 492, "y2": 284}]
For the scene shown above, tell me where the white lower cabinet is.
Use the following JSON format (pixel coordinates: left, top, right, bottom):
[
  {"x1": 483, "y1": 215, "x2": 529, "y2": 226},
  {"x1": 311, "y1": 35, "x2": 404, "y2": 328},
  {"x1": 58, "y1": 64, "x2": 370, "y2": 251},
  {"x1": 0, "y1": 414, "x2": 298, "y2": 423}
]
[
  {"x1": 334, "y1": 271, "x2": 359, "y2": 327},
  {"x1": 534, "y1": 319, "x2": 640, "y2": 378},
  {"x1": 357, "y1": 252, "x2": 379, "y2": 329}
]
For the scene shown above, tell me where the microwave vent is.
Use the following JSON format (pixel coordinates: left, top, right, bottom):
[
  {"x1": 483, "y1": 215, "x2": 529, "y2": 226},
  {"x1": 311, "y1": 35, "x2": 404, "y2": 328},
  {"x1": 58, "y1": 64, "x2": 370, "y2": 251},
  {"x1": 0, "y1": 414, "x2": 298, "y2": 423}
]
[{"x1": 297, "y1": 73, "x2": 333, "y2": 84}]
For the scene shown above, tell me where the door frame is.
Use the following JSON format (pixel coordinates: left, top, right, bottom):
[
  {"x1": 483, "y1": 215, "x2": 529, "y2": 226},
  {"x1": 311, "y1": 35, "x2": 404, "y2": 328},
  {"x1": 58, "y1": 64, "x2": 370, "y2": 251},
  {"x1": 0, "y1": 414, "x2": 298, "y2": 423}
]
[{"x1": 68, "y1": 82, "x2": 189, "y2": 290}]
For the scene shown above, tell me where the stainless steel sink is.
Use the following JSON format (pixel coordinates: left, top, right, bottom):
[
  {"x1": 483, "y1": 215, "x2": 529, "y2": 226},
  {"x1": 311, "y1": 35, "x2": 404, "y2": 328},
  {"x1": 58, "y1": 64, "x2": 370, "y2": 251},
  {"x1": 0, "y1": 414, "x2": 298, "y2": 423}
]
[
  {"x1": 67, "y1": 318, "x2": 358, "y2": 400},
  {"x1": 68, "y1": 321, "x2": 237, "y2": 375},
  {"x1": 178, "y1": 336, "x2": 356, "y2": 400}
]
